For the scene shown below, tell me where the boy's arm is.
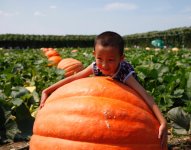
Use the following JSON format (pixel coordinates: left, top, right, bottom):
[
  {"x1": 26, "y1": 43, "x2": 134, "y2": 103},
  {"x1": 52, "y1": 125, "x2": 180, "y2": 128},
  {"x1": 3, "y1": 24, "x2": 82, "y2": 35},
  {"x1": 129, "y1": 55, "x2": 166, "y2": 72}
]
[
  {"x1": 125, "y1": 75, "x2": 167, "y2": 147},
  {"x1": 40, "y1": 65, "x2": 93, "y2": 108}
]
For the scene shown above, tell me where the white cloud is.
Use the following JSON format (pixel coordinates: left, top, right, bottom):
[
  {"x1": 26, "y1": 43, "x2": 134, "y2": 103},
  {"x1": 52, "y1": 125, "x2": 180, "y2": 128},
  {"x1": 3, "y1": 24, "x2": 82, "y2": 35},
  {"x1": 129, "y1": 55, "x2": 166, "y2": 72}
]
[
  {"x1": 0, "y1": 10, "x2": 19, "y2": 16},
  {"x1": 34, "y1": 11, "x2": 46, "y2": 16},
  {"x1": 50, "y1": 5, "x2": 57, "y2": 9},
  {"x1": 104, "y1": 2, "x2": 138, "y2": 11}
]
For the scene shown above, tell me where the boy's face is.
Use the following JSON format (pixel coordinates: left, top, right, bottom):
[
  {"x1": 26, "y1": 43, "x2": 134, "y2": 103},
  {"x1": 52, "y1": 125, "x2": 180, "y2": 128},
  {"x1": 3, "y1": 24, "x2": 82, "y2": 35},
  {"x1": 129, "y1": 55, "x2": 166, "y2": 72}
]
[{"x1": 93, "y1": 44, "x2": 124, "y2": 76}]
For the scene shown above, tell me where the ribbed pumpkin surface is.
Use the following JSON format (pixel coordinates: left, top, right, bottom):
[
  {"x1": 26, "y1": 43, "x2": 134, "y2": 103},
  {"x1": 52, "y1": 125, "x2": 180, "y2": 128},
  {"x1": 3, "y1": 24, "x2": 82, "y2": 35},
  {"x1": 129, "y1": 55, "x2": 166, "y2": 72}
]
[
  {"x1": 30, "y1": 77, "x2": 166, "y2": 150},
  {"x1": 57, "y1": 58, "x2": 83, "y2": 77}
]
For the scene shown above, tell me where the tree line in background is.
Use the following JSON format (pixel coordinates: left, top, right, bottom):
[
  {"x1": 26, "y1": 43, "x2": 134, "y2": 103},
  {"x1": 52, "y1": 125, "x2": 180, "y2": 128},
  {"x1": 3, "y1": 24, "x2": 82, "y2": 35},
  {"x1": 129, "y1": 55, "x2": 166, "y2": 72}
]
[
  {"x1": 0, "y1": 26, "x2": 190, "y2": 49},
  {"x1": 124, "y1": 26, "x2": 191, "y2": 48}
]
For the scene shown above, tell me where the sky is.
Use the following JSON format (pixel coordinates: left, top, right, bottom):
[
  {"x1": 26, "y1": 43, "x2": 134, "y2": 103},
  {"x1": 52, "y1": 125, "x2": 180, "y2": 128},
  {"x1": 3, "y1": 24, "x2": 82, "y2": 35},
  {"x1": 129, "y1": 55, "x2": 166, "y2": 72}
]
[{"x1": 1, "y1": 0, "x2": 191, "y2": 36}]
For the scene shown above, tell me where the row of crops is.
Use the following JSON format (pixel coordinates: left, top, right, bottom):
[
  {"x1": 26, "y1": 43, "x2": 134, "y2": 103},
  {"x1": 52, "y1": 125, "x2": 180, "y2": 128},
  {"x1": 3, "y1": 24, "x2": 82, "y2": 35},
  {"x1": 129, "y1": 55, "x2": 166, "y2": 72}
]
[
  {"x1": 0, "y1": 47, "x2": 191, "y2": 144},
  {"x1": 1, "y1": 27, "x2": 191, "y2": 48}
]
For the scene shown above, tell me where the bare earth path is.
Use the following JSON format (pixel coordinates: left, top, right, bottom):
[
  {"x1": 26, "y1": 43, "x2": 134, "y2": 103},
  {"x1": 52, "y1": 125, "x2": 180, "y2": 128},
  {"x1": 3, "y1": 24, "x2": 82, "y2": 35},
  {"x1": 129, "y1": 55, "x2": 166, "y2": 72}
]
[{"x1": 0, "y1": 135, "x2": 190, "y2": 150}]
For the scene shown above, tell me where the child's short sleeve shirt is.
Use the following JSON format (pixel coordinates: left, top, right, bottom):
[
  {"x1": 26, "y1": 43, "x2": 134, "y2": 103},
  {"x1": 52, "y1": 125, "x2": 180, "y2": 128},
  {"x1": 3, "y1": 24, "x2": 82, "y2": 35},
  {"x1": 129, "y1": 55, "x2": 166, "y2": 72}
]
[{"x1": 91, "y1": 61, "x2": 138, "y2": 83}]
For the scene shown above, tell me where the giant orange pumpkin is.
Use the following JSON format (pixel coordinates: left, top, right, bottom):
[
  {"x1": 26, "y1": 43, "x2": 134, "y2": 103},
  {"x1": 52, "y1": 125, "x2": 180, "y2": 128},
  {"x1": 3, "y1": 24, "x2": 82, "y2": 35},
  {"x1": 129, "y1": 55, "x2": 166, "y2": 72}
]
[
  {"x1": 30, "y1": 77, "x2": 166, "y2": 150},
  {"x1": 57, "y1": 58, "x2": 83, "y2": 77}
]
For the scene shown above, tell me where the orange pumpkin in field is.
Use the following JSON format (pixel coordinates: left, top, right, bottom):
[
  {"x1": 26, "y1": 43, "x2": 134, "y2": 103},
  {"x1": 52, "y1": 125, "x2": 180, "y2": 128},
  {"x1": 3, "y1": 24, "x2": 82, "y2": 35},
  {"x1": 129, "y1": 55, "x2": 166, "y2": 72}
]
[
  {"x1": 47, "y1": 56, "x2": 62, "y2": 66},
  {"x1": 45, "y1": 49, "x2": 60, "y2": 58},
  {"x1": 41, "y1": 48, "x2": 55, "y2": 53},
  {"x1": 41, "y1": 48, "x2": 49, "y2": 53},
  {"x1": 30, "y1": 77, "x2": 166, "y2": 150},
  {"x1": 57, "y1": 58, "x2": 83, "y2": 77},
  {"x1": 71, "y1": 49, "x2": 78, "y2": 53}
]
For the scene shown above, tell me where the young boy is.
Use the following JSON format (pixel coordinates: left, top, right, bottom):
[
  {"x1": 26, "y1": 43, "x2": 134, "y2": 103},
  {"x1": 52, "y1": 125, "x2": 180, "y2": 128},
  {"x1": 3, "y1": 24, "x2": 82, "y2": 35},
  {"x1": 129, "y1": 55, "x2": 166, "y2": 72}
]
[{"x1": 40, "y1": 31, "x2": 167, "y2": 148}]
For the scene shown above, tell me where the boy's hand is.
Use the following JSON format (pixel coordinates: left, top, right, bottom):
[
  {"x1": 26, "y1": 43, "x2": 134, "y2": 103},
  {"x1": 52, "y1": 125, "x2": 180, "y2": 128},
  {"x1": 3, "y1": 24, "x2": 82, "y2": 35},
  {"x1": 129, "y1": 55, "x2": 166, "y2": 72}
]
[{"x1": 158, "y1": 123, "x2": 168, "y2": 149}]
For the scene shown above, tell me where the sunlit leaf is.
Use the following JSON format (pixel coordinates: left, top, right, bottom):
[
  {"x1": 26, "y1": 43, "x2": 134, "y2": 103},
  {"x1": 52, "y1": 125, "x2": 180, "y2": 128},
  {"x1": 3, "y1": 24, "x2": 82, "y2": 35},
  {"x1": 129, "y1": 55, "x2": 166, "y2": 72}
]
[
  {"x1": 167, "y1": 107, "x2": 190, "y2": 132},
  {"x1": 11, "y1": 98, "x2": 23, "y2": 107},
  {"x1": 173, "y1": 89, "x2": 184, "y2": 98},
  {"x1": 11, "y1": 87, "x2": 29, "y2": 98},
  {"x1": 158, "y1": 66, "x2": 169, "y2": 77}
]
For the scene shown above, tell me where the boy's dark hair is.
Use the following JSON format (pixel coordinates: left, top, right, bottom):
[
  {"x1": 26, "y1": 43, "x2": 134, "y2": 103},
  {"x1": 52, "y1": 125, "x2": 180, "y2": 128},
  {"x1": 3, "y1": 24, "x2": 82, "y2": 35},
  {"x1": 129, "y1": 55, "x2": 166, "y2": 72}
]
[{"x1": 94, "y1": 31, "x2": 124, "y2": 56}]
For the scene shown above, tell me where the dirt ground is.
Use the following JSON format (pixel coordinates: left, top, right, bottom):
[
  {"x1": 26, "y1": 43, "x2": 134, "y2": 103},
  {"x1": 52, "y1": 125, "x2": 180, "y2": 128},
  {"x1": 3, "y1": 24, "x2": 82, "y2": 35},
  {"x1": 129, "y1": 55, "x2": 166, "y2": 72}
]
[
  {"x1": 0, "y1": 135, "x2": 190, "y2": 150},
  {"x1": 168, "y1": 134, "x2": 191, "y2": 150},
  {"x1": 0, "y1": 141, "x2": 29, "y2": 150}
]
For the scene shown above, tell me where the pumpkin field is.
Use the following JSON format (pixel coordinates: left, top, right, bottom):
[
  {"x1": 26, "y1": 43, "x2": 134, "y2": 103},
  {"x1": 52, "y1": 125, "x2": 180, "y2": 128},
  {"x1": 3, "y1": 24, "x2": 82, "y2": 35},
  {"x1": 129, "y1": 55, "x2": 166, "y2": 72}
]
[{"x1": 0, "y1": 47, "x2": 191, "y2": 149}]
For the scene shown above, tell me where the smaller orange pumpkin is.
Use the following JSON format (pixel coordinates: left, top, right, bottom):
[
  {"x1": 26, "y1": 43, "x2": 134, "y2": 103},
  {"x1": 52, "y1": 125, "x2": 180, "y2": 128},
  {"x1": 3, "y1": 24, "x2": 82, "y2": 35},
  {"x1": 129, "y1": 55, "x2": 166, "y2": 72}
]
[
  {"x1": 41, "y1": 48, "x2": 49, "y2": 53},
  {"x1": 45, "y1": 50, "x2": 60, "y2": 58},
  {"x1": 42, "y1": 48, "x2": 56, "y2": 53},
  {"x1": 48, "y1": 56, "x2": 62, "y2": 66},
  {"x1": 57, "y1": 58, "x2": 83, "y2": 77},
  {"x1": 48, "y1": 48, "x2": 55, "y2": 51}
]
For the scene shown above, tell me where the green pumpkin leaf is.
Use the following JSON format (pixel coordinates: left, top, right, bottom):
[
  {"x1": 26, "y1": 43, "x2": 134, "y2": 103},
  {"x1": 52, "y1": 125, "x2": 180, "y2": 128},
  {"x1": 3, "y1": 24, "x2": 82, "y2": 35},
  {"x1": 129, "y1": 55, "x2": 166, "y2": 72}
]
[
  {"x1": 158, "y1": 66, "x2": 169, "y2": 77},
  {"x1": 173, "y1": 89, "x2": 184, "y2": 98},
  {"x1": 5, "y1": 116, "x2": 19, "y2": 141},
  {"x1": 15, "y1": 103, "x2": 35, "y2": 140},
  {"x1": 3, "y1": 82, "x2": 12, "y2": 97},
  {"x1": 11, "y1": 86, "x2": 29, "y2": 98},
  {"x1": 167, "y1": 107, "x2": 190, "y2": 132},
  {"x1": 11, "y1": 98, "x2": 23, "y2": 107},
  {"x1": 0, "y1": 106, "x2": 19, "y2": 143},
  {"x1": 32, "y1": 91, "x2": 40, "y2": 103}
]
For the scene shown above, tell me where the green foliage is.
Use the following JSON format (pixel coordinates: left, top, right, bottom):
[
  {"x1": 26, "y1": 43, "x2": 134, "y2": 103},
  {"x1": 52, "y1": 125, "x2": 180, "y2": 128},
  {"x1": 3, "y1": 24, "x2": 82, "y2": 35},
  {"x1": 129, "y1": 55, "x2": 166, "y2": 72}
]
[
  {"x1": 0, "y1": 48, "x2": 64, "y2": 143},
  {"x1": 0, "y1": 47, "x2": 190, "y2": 143},
  {"x1": 167, "y1": 107, "x2": 191, "y2": 135},
  {"x1": 125, "y1": 48, "x2": 191, "y2": 113}
]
